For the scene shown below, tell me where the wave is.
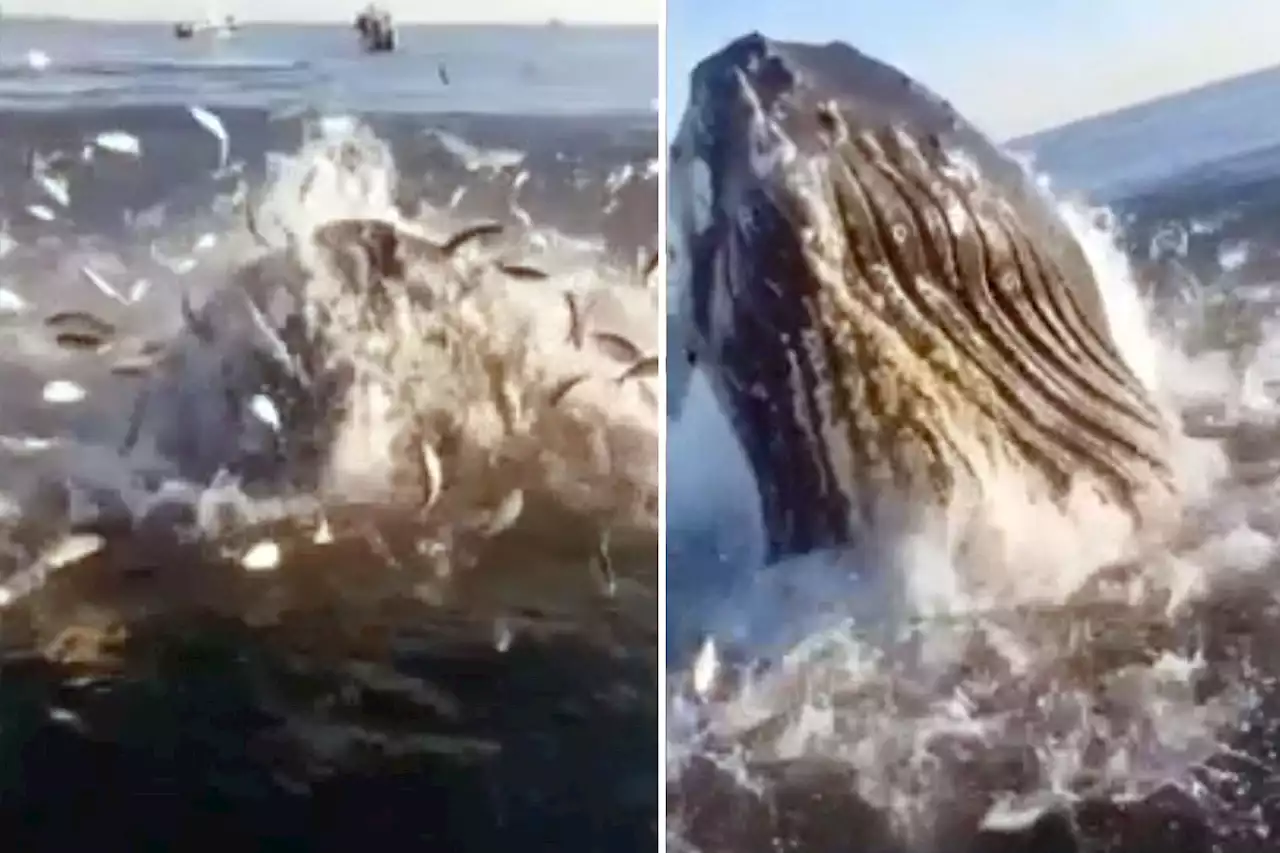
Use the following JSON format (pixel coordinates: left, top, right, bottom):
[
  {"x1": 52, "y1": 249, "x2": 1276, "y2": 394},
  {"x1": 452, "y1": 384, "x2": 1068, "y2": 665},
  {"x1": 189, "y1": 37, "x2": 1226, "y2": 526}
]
[
  {"x1": 0, "y1": 57, "x2": 309, "y2": 75},
  {"x1": 666, "y1": 153, "x2": 1280, "y2": 851}
]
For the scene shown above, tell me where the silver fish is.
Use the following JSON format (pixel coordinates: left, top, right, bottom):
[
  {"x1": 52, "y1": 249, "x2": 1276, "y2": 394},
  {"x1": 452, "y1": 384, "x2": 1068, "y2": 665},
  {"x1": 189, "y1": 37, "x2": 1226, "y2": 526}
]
[
  {"x1": 547, "y1": 373, "x2": 590, "y2": 407},
  {"x1": 440, "y1": 220, "x2": 504, "y2": 256},
  {"x1": 592, "y1": 331, "x2": 644, "y2": 364},
  {"x1": 641, "y1": 246, "x2": 659, "y2": 280},
  {"x1": 109, "y1": 351, "x2": 163, "y2": 377},
  {"x1": 45, "y1": 310, "x2": 115, "y2": 339},
  {"x1": 564, "y1": 291, "x2": 585, "y2": 349},
  {"x1": 616, "y1": 355, "x2": 659, "y2": 384},
  {"x1": 591, "y1": 528, "x2": 616, "y2": 597},
  {"x1": 495, "y1": 261, "x2": 549, "y2": 281},
  {"x1": 482, "y1": 488, "x2": 524, "y2": 537},
  {"x1": 53, "y1": 330, "x2": 109, "y2": 353},
  {"x1": 416, "y1": 436, "x2": 444, "y2": 512}
]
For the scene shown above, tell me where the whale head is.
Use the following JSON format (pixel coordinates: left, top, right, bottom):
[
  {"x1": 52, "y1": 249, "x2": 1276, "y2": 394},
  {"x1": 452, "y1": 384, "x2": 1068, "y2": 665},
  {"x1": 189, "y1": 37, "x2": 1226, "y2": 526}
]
[{"x1": 668, "y1": 34, "x2": 1175, "y2": 565}]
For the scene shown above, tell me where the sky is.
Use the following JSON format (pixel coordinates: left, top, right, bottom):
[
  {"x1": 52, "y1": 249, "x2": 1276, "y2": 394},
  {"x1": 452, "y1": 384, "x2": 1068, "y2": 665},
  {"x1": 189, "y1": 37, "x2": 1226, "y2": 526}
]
[
  {"x1": 1, "y1": 0, "x2": 657, "y2": 24},
  {"x1": 667, "y1": 0, "x2": 1280, "y2": 139}
]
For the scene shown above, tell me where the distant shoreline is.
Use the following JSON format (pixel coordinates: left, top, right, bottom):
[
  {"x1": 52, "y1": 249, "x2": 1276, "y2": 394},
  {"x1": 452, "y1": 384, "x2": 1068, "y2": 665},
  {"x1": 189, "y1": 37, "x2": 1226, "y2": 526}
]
[
  {"x1": 1010, "y1": 59, "x2": 1278, "y2": 146},
  {"x1": 0, "y1": 14, "x2": 655, "y2": 28}
]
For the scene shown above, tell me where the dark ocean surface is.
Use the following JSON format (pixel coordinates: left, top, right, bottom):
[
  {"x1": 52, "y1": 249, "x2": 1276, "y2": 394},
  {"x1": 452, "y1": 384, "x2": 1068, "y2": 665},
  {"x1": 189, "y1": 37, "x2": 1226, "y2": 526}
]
[{"x1": 0, "y1": 18, "x2": 659, "y2": 852}]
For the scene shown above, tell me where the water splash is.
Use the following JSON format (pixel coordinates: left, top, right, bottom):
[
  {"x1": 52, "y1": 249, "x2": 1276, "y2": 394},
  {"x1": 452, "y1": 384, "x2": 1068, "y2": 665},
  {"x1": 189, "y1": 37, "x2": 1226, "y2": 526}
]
[
  {"x1": 666, "y1": 155, "x2": 1280, "y2": 850},
  {"x1": 0, "y1": 115, "x2": 659, "y2": 626}
]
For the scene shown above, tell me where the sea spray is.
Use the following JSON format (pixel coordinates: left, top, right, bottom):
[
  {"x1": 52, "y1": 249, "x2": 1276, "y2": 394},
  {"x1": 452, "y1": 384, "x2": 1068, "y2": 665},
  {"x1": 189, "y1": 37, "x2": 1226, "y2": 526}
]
[
  {"x1": 666, "y1": 161, "x2": 1280, "y2": 849},
  {"x1": 0, "y1": 114, "x2": 660, "y2": 621}
]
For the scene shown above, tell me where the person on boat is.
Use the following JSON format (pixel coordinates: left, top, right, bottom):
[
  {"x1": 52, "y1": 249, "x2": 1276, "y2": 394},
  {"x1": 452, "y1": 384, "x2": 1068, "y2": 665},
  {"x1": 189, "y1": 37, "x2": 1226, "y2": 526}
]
[{"x1": 354, "y1": 3, "x2": 395, "y2": 52}]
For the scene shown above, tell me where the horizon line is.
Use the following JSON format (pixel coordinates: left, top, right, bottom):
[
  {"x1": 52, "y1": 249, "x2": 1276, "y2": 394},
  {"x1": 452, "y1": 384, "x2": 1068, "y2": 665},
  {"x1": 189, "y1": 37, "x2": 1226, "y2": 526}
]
[{"x1": 0, "y1": 13, "x2": 657, "y2": 26}]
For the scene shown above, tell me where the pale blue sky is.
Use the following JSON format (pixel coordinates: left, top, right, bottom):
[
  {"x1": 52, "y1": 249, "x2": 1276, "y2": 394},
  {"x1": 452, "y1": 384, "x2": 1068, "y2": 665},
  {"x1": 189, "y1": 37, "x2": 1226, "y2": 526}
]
[
  {"x1": 3, "y1": 0, "x2": 656, "y2": 24},
  {"x1": 668, "y1": 0, "x2": 1280, "y2": 138}
]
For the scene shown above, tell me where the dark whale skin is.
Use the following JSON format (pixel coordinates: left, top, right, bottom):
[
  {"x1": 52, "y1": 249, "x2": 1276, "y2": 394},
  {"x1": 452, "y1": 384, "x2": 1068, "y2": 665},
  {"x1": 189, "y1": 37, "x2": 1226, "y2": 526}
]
[{"x1": 667, "y1": 33, "x2": 1176, "y2": 564}]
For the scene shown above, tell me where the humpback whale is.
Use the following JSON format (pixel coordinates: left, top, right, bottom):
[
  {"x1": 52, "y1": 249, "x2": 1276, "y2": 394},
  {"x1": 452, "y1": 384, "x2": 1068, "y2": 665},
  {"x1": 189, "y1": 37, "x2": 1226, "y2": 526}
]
[{"x1": 667, "y1": 34, "x2": 1179, "y2": 601}]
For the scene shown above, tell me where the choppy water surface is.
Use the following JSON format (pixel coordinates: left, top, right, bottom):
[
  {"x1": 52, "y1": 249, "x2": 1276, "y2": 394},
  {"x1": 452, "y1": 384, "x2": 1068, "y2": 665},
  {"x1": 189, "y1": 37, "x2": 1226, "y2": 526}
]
[
  {"x1": 0, "y1": 20, "x2": 659, "y2": 850},
  {"x1": 666, "y1": 59, "x2": 1280, "y2": 853}
]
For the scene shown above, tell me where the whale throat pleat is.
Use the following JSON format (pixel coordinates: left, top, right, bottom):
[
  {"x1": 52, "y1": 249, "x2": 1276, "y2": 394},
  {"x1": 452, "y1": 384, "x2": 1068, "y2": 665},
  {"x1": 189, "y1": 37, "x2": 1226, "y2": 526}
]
[{"x1": 715, "y1": 126, "x2": 1175, "y2": 559}]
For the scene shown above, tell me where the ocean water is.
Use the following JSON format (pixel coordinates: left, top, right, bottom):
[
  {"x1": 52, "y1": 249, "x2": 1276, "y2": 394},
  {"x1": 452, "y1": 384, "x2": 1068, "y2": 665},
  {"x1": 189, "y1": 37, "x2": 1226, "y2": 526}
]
[
  {"x1": 0, "y1": 19, "x2": 659, "y2": 851},
  {"x1": 0, "y1": 20, "x2": 657, "y2": 115},
  {"x1": 666, "y1": 53, "x2": 1280, "y2": 853}
]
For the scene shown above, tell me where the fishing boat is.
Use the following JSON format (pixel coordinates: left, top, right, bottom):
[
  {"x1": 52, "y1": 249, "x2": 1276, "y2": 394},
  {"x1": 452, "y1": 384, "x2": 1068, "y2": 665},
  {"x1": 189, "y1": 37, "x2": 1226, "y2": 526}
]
[
  {"x1": 174, "y1": 4, "x2": 240, "y2": 40},
  {"x1": 354, "y1": 3, "x2": 396, "y2": 53},
  {"x1": 213, "y1": 14, "x2": 241, "y2": 38}
]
